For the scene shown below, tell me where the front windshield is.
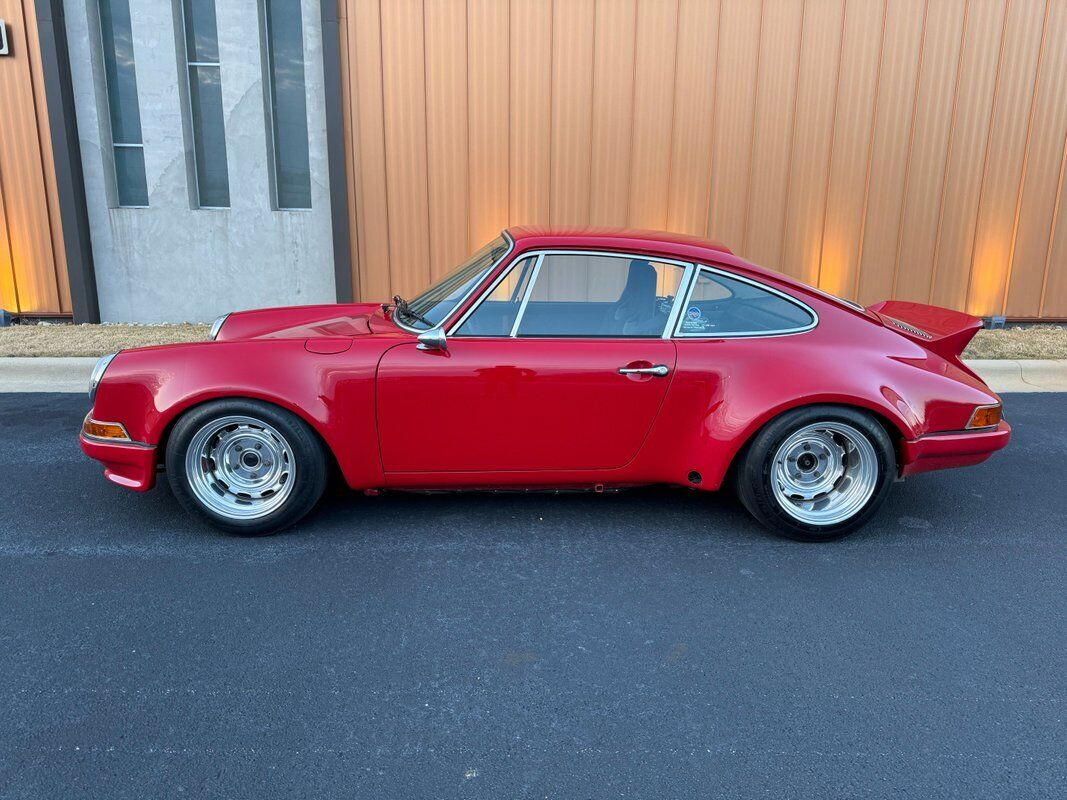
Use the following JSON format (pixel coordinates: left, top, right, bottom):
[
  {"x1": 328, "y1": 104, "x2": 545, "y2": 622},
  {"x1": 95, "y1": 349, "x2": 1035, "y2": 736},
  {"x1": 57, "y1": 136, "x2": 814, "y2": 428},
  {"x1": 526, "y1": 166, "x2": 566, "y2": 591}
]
[{"x1": 398, "y1": 235, "x2": 510, "y2": 330}]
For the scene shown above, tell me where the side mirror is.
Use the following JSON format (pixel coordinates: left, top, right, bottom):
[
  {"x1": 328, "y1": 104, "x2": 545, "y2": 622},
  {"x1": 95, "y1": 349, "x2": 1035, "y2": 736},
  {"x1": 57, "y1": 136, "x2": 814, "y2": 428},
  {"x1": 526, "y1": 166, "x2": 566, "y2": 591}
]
[{"x1": 416, "y1": 328, "x2": 448, "y2": 351}]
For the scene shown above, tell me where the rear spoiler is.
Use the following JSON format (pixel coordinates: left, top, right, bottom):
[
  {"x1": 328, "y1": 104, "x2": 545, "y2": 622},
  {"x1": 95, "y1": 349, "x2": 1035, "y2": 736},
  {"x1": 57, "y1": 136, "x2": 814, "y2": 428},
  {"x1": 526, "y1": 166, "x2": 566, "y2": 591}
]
[{"x1": 867, "y1": 300, "x2": 983, "y2": 360}]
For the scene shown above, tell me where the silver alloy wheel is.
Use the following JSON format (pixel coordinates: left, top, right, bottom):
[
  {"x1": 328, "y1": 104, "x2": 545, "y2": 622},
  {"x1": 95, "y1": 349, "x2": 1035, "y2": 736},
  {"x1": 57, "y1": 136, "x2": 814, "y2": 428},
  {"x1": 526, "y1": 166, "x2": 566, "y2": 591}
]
[
  {"x1": 184, "y1": 415, "x2": 296, "y2": 520},
  {"x1": 770, "y1": 421, "x2": 878, "y2": 526}
]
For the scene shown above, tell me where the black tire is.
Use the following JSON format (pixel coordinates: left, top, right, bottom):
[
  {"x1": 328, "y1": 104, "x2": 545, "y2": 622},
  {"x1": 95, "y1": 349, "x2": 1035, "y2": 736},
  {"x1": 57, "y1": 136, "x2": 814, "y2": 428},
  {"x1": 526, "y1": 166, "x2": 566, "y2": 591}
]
[
  {"x1": 165, "y1": 398, "x2": 328, "y2": 536},
  {"x1": 736, "y1": 405, "x2": 896, "y2": 542}
]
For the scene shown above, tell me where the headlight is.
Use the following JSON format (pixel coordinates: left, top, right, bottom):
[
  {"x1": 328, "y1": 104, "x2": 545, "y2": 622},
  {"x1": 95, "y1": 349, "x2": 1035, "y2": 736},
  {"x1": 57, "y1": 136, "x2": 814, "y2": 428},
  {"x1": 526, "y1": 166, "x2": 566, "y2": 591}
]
[
  {"x1": 88, "y1": 353, "x2": 117, "y2": 403},
  {"x1": 209, "y1": 313, "x2": 230, "y2": 340}
]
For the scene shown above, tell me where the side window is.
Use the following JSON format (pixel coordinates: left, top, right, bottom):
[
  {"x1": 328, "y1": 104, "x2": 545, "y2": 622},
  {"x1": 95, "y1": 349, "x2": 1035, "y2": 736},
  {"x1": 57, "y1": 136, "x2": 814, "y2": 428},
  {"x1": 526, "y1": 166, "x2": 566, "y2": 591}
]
[
  {"x1": 515, "y1": 254, "x2": 685, "y2": 338},
  {"x1": 455, "y1": 257, "x2": 537, "y2": 336},
  {"x1": 678, "y1": 270, "x2": 815, "y2": 336}
]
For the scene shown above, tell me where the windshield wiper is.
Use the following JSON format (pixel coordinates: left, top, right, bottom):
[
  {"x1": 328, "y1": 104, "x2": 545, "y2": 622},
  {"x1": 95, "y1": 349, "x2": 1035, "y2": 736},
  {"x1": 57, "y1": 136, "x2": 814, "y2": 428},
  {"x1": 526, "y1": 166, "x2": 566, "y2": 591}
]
[{"x1": 390, "y1": 295, "x2": 434, "y2": 328}]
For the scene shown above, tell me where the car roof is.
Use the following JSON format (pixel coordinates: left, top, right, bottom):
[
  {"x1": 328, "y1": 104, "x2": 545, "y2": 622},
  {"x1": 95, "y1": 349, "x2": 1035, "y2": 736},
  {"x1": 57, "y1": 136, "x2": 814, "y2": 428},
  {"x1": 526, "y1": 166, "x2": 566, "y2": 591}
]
[
  {"x1": 506, "y1": 226, "x2": 734, "y2": 258},
  {"x1": 503, "y1": 226, "x2": 869, "y2": 317}
]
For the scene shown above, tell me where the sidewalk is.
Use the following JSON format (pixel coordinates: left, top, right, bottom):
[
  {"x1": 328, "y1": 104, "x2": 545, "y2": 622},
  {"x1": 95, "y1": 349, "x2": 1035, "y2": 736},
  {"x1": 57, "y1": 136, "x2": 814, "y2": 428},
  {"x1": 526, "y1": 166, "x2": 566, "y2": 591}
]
[{"x1": 1, "y1": 356, "x2": 1065, "y2": 393}]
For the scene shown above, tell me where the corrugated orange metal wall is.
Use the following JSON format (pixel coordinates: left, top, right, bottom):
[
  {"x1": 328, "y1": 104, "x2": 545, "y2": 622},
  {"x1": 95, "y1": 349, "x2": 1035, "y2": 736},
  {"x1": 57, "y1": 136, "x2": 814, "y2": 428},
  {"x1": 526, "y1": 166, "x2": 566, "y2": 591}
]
[
  {"x1": 338, "y1": 0, "x2": 1067, "y2": 318},
  {"x1": 0, "y1": 0, "x2": 71, "y2": 315}
]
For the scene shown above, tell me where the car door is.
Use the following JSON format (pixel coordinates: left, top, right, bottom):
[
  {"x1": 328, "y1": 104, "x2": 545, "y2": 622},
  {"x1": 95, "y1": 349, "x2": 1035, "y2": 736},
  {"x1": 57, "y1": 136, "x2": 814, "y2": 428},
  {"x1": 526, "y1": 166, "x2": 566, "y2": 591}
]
[{"x1": 375, "y1": 252, "x2": 690, "y2": 474}]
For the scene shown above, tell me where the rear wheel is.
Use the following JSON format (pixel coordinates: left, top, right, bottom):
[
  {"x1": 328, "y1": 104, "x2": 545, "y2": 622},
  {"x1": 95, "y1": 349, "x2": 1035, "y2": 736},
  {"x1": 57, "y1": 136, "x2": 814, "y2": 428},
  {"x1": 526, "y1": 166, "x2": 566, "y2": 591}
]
[
  {"x1": 737, "y1": 406, "x2": 895, "y2": 542},
  {"x1": 165, "y1": 399, "x2": 327, "y2": 535}
]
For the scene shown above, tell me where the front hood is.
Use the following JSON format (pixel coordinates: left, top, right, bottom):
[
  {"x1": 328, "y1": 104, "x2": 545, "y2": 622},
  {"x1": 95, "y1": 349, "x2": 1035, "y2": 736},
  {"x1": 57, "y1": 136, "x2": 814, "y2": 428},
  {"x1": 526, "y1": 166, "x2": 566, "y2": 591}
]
[{"x1": 215, "y1": 303, "x2": 393, "y2": 341}]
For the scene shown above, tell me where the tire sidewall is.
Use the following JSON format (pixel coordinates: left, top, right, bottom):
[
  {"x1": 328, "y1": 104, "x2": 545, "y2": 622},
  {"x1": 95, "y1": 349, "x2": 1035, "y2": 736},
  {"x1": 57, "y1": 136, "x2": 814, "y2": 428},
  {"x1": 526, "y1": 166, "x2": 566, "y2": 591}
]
[
  {"x1": 738, "y1": 406, "x2": 896, "y2": 542},
  {"x1": 165, "y1": 399, "x2": 328, "y2": 536}
]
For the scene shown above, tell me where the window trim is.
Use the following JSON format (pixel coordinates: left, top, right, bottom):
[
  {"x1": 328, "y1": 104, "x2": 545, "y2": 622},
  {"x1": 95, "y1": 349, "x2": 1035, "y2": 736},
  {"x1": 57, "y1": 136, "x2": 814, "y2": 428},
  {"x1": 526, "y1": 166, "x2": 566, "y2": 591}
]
[
  {"x1": 672, "y1": 264, "x2": 819, "y2": 339},
  {"x1": 447, "y1": 248, "x2": 696, "y2": 340},
  {"x1": 509, "y1": 255, "x2": 544, "y2": 336}
]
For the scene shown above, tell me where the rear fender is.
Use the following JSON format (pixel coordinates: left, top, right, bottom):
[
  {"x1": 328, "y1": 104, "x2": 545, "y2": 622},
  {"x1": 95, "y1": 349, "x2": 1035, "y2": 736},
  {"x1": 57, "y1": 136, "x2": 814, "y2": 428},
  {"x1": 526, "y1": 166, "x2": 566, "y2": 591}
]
[{"x1": 708, "y1": 394, "x2": 916, "y2": 490}]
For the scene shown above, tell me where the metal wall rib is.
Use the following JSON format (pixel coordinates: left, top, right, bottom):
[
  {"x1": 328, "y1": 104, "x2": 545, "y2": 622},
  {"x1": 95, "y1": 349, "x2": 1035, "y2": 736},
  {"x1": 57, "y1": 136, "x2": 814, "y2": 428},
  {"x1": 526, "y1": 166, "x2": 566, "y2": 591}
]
[
  {"x1": 0, "y1": 0, "x2": 71, "y2": 315},
  {"x1": 338, "y1": 0, "x2": 1067, "y2": 318}
]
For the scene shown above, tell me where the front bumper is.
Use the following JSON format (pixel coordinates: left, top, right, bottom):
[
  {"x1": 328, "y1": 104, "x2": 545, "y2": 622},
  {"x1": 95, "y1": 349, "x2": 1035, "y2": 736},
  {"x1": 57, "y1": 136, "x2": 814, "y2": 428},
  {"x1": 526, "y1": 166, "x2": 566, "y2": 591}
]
[
  {"x1": 899, "y1": 420, "x2": 1011, "y2": 477},
  {"x1": 79, "y1": 434, "x2": 158, "y2": 491}
]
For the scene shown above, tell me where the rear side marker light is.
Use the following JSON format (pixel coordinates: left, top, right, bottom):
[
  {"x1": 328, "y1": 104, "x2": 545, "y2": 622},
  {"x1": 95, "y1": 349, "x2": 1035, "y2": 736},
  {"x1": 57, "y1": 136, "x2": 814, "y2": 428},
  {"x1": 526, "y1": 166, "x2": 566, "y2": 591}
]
[
  {"x1": 967, "y1": 404, "x2": 1002, "y2": 430},
  {"x1": 83, "y1": 417, "x2": 132, "y2": 442}
]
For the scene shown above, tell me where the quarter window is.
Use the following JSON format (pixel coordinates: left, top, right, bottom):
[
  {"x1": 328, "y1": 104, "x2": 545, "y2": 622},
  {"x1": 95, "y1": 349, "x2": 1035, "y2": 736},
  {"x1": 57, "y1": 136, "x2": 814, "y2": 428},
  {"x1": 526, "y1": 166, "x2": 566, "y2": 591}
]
[
  {"x1": 455, "y1": 257, "x2": 538, "y2": 336},
  {"x1": 514, "y1": 254, "x2": 685, "y2": 338},
  {"x1": 98, "y1": 0, "x2": 149, "y2": 206},
  {"x1": 678, "y1": 269, "x2": 815, "y2": 336}
]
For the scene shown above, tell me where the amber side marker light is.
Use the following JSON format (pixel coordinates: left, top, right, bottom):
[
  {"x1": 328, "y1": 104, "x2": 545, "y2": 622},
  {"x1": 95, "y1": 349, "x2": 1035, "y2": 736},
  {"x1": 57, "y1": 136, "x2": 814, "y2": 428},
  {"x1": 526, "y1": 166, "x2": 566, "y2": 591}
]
[
  {"x1": 967, "y1": 404, "x2": 1002, "y2": 430},
  {"x1": 83, "y1": 417, "x2": 132, "y2": 442}
]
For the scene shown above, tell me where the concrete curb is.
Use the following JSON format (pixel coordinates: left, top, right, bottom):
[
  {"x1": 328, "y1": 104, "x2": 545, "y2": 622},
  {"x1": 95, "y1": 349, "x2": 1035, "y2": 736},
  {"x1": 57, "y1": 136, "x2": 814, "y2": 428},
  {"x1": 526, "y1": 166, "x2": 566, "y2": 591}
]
[
  {"x1": 1, "y1": 356, "x2": 1066, "y2": 394},
  {"x1": 964, "y1": 359, "x2": 1067, "y2": 393},
  {"x1": 0, "y1": 357, "x2": 98, "y2": 393}
]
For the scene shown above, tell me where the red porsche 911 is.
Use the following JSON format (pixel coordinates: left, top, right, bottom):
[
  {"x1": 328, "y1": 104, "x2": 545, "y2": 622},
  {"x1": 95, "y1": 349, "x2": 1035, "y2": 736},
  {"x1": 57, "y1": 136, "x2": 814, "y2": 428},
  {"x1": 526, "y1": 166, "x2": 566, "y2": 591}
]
[{"x1": 80, "y1": 228, "x2": 1009, "y2": 541}]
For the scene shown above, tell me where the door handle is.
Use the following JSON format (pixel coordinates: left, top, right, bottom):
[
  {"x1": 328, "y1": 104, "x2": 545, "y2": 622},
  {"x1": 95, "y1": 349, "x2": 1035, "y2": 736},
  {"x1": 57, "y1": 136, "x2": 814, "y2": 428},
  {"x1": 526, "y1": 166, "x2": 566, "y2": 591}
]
[{"x1": 618, "y1": 364, "x2": 670, "y2": 377}]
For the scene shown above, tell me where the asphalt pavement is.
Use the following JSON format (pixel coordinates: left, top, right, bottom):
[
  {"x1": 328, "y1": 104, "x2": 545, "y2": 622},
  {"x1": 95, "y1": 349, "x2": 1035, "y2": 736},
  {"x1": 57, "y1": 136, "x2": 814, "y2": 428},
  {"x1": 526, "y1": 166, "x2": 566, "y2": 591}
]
[{"x1": 0, "y1": 392, "x2": 1064, "y2": 799}]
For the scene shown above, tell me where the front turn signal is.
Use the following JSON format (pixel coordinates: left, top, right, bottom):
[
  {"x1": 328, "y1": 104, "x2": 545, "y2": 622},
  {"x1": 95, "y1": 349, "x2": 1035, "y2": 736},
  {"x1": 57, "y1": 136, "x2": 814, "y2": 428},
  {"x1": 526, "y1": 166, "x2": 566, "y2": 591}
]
[
  {"x1": 83, "y1": 417, "x2": 132, "y2": 441},
  {"x1": 967, "y1": 404, "x2": 1002, "y2": 430}
]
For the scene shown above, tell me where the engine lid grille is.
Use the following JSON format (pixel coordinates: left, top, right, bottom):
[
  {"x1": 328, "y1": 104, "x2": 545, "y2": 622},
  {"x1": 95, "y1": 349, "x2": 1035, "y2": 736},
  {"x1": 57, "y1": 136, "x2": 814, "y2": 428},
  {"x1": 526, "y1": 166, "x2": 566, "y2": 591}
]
[{"x1": 885, "y1": 316, "x2": 932, "y2": 339}]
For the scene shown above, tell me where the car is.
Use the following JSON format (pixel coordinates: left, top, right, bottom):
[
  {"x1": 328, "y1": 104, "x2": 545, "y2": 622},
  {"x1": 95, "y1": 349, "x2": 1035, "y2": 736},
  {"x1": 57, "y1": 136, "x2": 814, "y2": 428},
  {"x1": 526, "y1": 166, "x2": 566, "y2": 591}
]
[{"x1": 80, "y1": 227, "x2": 1010, "y2": 542}]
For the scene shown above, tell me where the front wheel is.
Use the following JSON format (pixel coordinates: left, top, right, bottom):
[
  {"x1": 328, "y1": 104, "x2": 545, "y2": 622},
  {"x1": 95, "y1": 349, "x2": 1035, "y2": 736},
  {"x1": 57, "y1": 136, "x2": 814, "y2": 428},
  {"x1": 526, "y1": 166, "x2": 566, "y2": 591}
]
[
  {"x1": 165, "y1": 399, "x2": 328, "y2": 535},
  {"x1": 736, "y1": 406, "x2": 896, "y2": 542}
]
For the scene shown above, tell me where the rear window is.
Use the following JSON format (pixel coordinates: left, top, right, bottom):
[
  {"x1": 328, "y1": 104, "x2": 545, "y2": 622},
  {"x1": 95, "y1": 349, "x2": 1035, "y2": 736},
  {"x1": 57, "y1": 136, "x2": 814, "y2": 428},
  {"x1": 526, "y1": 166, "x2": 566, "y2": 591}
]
[{"x1": 677, "y1": 269, "x2": 815, "y2": 336}]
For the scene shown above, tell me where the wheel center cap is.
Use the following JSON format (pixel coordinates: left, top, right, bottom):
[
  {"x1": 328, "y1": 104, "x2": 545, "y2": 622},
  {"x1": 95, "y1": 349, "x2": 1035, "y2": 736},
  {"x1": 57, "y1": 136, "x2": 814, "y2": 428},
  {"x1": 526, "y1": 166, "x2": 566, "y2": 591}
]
[
  {"x1": 797, "y1": 453, "x2": 817, "y2": 472},
  {"x1": 240, "y1": 451, "x2": 261, "y2": 469}
]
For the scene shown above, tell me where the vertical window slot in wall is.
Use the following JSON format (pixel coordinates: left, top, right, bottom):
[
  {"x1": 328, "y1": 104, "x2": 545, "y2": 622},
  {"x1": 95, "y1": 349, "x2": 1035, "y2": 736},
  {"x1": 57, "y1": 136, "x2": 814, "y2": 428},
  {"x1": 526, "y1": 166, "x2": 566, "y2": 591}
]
[
  {"x1": 98, "y1": 0, "x2": 149, "y2": 207},
  {"x1": 180, "y1": 0, "x2": 230, "y2": 208},
  {"x1": 262, "y1": 0, "x2": 312, "y2": 209}
]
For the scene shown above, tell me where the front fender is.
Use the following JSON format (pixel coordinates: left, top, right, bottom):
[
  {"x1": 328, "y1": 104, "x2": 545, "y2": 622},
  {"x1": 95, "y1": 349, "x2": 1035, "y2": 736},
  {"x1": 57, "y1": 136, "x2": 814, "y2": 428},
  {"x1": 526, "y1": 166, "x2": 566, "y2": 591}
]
[{"x1": 90, "y1": 339, "x2": 386, "y2": 489}]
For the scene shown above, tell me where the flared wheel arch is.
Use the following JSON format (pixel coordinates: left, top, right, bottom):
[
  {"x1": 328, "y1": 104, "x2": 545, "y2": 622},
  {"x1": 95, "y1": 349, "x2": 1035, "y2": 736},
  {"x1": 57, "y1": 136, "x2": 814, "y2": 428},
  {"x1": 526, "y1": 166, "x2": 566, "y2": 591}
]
[
  {"x1": 157, "y1": 394, "x2": 343, "y2": 481},
  {"x1": 722, "y1": 400, "x2": 909, "y2": 492}
]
